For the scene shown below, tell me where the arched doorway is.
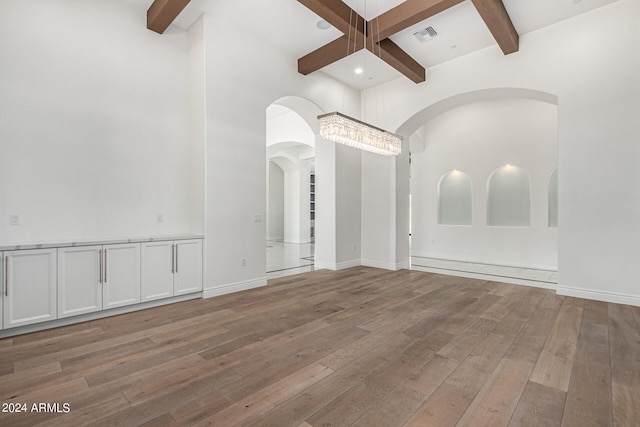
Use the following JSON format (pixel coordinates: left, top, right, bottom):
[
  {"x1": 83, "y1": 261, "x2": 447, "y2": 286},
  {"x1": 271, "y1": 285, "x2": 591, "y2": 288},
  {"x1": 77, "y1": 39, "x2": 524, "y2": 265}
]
[
  {"x1": 398, "y1": 88, "x2": 560, "y2": 286},
  {"x1": 265, "y1": 97, "x2": 323, "y2": 278}
]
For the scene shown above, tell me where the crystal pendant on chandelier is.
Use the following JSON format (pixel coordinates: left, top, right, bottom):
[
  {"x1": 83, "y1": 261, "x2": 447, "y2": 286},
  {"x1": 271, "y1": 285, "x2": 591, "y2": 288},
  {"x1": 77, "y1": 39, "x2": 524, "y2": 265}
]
[{"x1": 318, "y1": 112, "x2": 402, "y2": 156}]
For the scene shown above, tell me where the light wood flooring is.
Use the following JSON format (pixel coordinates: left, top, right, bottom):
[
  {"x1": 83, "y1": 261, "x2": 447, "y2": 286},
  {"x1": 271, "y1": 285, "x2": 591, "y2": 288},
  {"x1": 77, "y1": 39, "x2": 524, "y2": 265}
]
[{"x1": 1, "y1": 267, "x2": 639, "y2": 426}]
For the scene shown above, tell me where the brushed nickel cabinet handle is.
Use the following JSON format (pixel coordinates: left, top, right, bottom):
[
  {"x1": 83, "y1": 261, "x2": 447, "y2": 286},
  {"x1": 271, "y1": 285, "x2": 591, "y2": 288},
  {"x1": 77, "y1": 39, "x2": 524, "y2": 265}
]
[
  {"x1": 5, "y1": 256, "x2": 8, "y2": 297},
  {"x1": 175, "y1": 245, "x2": 178, "y2": 274},
  {"x1": 104, "y1": 249, "x2": 107, "y2": 283},
  {"x1": 171, "y1": 244, "x2": 175, "y2": 273},
  {"x1": 99, "y1": 249, "x2": 102, "y2": 284}
]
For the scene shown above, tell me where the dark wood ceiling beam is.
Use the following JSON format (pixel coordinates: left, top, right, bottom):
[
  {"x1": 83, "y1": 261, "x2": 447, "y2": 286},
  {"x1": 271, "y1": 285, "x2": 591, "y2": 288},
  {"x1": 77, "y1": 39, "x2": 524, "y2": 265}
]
[
  {"x1": 147, "y1": 0, "x2": 191, "y2": 34},
  {"x1": 372, "y1": 39, "x2": 426, "y2": 83},
  {"x1": 470, "y1": 0, "x2": 519, "y2": 54},
  {"x1": 369, "y1": 0, "x2": 465, "y2": 40},
  {"x1": 297, "y1": 0, "x2": 365, "y2": 37},
  {"x1": 298, "y1": 35, "x2": 365, "y2": 75}
]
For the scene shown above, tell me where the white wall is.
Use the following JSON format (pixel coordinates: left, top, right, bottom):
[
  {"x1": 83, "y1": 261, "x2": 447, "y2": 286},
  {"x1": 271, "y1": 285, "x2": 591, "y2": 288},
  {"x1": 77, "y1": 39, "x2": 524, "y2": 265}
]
[
  {"x1": 411, "y1": 98, "x2": 558, "y2": 269},
  {"x1": 267, "y1": 162, "x2": 284, "y2": 241},
  {"x1": 0, "y1": 0, "x2": 199, "y2": 243},
  {"x1": 361, "y1": 0, "x2": 640, "y2": 305},
  {"x1": 200, "y1": 12, "x2": 360, "y2": 291},
  {"x1": 187, "y1": 16, "x2": 207, "y2": 235}
]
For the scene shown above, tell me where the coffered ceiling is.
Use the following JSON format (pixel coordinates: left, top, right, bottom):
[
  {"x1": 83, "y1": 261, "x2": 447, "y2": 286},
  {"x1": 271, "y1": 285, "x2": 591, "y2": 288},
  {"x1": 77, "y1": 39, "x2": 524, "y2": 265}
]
[{"x1": 157, "y1": 0, "x2": 621, "y2": 90}]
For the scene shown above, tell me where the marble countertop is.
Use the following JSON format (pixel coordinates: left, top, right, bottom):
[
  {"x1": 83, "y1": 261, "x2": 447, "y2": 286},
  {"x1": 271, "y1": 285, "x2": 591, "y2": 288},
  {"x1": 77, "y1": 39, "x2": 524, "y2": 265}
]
[{"x1": 0, "y1": 234, "x2": 204, "y2": 251}]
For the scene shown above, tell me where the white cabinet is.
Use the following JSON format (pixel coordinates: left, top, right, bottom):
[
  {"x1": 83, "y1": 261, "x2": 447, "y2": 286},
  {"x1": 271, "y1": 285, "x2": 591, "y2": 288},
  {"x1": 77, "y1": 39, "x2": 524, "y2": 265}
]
[
  {"x1": 3, "y1": 249, "x2": 57, "y2": 329},
  {"x1": 1, "y1": 252, "x2": 4, "y2": 330},
  {"x1": 174, "y1": 239, "x2": 203, "y2": 295},
  {"x1": 141, "y1": 239, "x2": 202, "y2": 301},
  {"x1": 141, "y1": 241, "x2": 174, "y2": 302},
  {"x1": 102, "y1": 243, "x2": 141, "y2": 310},
  {"x1": 58, "y1": 246, "x2": 103, "y2": 318}
]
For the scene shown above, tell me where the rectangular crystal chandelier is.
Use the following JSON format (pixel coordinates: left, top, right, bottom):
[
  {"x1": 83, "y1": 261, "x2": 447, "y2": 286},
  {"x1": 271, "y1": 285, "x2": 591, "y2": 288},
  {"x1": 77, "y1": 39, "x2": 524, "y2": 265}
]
[{"x1": 318, "y1": 112, "x2": 402, "y2": 156}]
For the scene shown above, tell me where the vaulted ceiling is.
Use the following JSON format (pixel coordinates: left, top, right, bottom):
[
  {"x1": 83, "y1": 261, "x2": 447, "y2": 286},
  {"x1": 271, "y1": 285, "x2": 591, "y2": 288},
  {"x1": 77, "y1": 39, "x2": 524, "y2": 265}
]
[{"x1": 147, "y1": 0, "x2": 621, "y2": 90}]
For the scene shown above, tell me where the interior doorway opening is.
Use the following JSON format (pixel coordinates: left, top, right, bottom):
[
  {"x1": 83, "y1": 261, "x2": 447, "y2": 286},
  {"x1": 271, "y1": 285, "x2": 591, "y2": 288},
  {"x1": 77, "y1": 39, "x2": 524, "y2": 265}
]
[
  {"x1": 403, "y1": 90, "x2": 559, "y2": 287},
  {"x1": 265, "y1": 103, "x2": 316, "y2": 278}
]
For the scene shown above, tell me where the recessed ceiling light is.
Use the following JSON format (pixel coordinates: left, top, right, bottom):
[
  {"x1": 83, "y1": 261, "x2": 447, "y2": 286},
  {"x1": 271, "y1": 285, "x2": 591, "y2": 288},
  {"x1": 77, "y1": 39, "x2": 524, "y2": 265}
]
[
  {"x1": 354, "y1": 67, "x2": 364, "y2": 74},
  {"x1": 316, "y1": 20, "x2": 331, "y2": 30},
  {"x1": 573, "y1": 0, "x2": 582, "y2": 3}
]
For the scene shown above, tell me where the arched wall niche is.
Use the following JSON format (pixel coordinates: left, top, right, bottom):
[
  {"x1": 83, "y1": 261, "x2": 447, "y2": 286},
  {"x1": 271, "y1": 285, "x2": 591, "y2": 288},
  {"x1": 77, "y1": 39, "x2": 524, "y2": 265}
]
[
  {"x1": 487, "y1": 165, "x2": 531, "y2": 227},
  {"x1": 438, "y1": 170, "x2": 472, "y2": 226}
]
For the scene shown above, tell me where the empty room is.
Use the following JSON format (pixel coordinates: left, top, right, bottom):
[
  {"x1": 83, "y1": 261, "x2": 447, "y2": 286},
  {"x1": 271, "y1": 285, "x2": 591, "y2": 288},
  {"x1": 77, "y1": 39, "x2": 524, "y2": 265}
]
[{"x1": 1, "y1": 0, "x2": 639, "y2": 426}]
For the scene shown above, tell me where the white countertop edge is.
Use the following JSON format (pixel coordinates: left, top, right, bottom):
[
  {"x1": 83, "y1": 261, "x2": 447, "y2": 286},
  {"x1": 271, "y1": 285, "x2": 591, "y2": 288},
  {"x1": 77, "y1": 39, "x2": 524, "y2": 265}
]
[{"x1": 0, "y1": 234, "x2": 204, "y2": 251}]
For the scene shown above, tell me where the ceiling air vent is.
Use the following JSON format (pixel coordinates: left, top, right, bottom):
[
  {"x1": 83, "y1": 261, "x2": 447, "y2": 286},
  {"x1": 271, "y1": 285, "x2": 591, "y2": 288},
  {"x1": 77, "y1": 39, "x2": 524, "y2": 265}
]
[{"x1": 413, "y1": 26, "x2": 438, "y2": 42}]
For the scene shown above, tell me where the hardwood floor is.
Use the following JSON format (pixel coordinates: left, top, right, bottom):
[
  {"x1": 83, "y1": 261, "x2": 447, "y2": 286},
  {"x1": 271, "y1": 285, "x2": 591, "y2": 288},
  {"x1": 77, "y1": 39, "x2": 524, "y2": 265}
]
[{"x1": 0, "y1": 266, "x2": 638, "y2": 426}]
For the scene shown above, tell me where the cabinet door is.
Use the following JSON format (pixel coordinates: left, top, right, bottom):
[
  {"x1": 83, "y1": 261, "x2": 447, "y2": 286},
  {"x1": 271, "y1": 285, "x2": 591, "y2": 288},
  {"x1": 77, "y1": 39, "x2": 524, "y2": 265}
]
[
  {"x1": 103, "y1": 243, "x2": 141, "y2": 310},
  {"x1": 174, "y1": 239, "x2": 203, "y2": 296},
  {"x1": 58, "y1": 246, "x2": 103, "y2": 318},
  {"x1": 4, "y1": 249, "x2": 57, "y2": 329},
  {"x1": 141, "y1": 241, "x2": 174, "y2": 302},
  {"x1": 1, "y1": 252, "x2": 4, "y2": 330}
]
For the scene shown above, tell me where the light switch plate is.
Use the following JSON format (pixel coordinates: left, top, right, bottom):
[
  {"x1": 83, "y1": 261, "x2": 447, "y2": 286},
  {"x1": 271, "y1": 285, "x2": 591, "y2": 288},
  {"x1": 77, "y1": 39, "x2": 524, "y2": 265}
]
[{"x1": 10, "y1": 214, "x2": 20, "y2": 225}]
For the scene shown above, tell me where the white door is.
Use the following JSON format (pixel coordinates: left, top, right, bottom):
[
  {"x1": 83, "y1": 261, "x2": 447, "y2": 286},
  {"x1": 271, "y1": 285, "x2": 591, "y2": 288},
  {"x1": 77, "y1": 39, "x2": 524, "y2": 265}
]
[
  {"x1": 4, "y1": 249, "x2": 57, "y2": 328},
  {"x1": 141, "y1": 241, "x2": 174, "y2": 302},
  {"x1": 174, "y1": 239, "x2": 203, "y2": 296},
  {"x1": 58, "y1": 246, "x2": 103, "y2": 318},
  {"x1": 103, "y1": 243, "x2": 141, "y2": 309}
]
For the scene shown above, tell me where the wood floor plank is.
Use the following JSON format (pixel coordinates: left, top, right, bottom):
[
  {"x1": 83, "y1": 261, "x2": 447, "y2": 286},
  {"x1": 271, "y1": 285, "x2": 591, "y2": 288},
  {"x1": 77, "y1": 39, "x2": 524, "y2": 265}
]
[
  {"x1": 404, "y1": 290, "x2": 544, "y2": 427},
  {"x1": 509, "y1": 381, "x2": 566, "y2": 427},
  {"x1": 456, "y1": 358, "x2": 534, "y2": 427},
  {"x1": 561, "y1": 301, "x2": 612, "y2": 427},
  {"x1": 608, "y1": 303, "x2": 640, "y2": 427},
  {"x1": 306, "y1": 329, "x2": 451, "y2": 427},
  {"x1": 240, "y1": 332, "x2": 414, "y2": 427},
  {"x1": 530, "y1": 300, "x2": 584, "y2": 392},
  {"x1": 0, "y1": 267, "x2": 634, "y2": 426},
  {"x1": 350, "y1": 354, "x2": 460, "y2": 427},
  {"x1": 194, "y1": 363, "x2": 333, "y2": 426}
]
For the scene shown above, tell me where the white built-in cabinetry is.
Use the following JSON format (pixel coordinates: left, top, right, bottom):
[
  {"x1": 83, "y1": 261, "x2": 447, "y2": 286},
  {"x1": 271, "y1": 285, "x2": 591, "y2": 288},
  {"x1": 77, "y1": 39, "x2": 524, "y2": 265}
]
[
  {"x1": 102, "y1": 243, "x2": 141, "y2": 310},
  {"x1": 1, "y1": 252, "x2": 4, "y2": 330},
  {"x1": 0, "y1": 236, "x2": 203, "y2": 334},
  {"x1": 141, "y1": 239, "x2": 203, "y2": 302},
  {"x1": 58, "y1": 245, "x2": 102, "y2": 318},
  {"x1": 57, "y1": 242, "x2": 142, "y2": 318},
  {"x1": 3, "y1": 249, "x2": 57, "y2": 329}
]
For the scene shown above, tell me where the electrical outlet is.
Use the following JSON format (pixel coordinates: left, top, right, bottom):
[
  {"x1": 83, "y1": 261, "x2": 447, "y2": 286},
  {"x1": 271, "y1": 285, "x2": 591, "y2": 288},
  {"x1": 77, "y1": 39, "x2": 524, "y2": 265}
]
[
  {"x1": 253, "y1": 213, "x2": 262, "y2": 223},
  {"x1": 157, "y1": 214, "x2": 164, "y2": 223},
  {"x1": 241, "y1": 258, "x2": 247, "y2": 267},
  {"x1": 10, "y1": 214, "x2": 20, "y2": 225}
]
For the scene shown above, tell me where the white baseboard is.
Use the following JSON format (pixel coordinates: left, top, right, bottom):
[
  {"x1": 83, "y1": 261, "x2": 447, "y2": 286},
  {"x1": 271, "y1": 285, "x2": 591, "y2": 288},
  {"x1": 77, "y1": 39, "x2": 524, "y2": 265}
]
[
  {"x1": 557, "y1": 285, "x2": 640, "y2": 307},
  {"x1": 203, "y1": 277, "x2": 267, "y2": 298},
  {"x1": 396, "y1": 260, "x2": 411, "y2": 270},
  {"x1": 362, "y1": 259, "x2": 410, "y2": 271},
  {"x1": 314, "y1": 259, "x2": 361, "y2": 271}
]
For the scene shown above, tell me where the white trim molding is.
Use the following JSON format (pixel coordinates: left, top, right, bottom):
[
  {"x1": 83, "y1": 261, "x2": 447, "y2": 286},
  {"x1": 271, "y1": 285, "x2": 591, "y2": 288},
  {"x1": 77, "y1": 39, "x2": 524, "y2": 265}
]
[
  {"x1": 314, "y1": 259, "x2": 361, "y2": 271},
  {"x1": 361, "y1": 259, "x2": 410, "y2": 271},
  {"x1": 557, "y1": 286, "x2": 640, "y2": 307},
  {"x1": 203, "y1": 277, "x2": 267, "y2": 299}
]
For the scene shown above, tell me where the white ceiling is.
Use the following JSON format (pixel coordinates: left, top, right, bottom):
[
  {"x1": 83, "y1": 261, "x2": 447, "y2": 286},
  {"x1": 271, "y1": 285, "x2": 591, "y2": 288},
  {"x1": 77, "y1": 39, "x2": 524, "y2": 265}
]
[{"x1": 169, "y1": 0, "x2": 621, "y2": 90}]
